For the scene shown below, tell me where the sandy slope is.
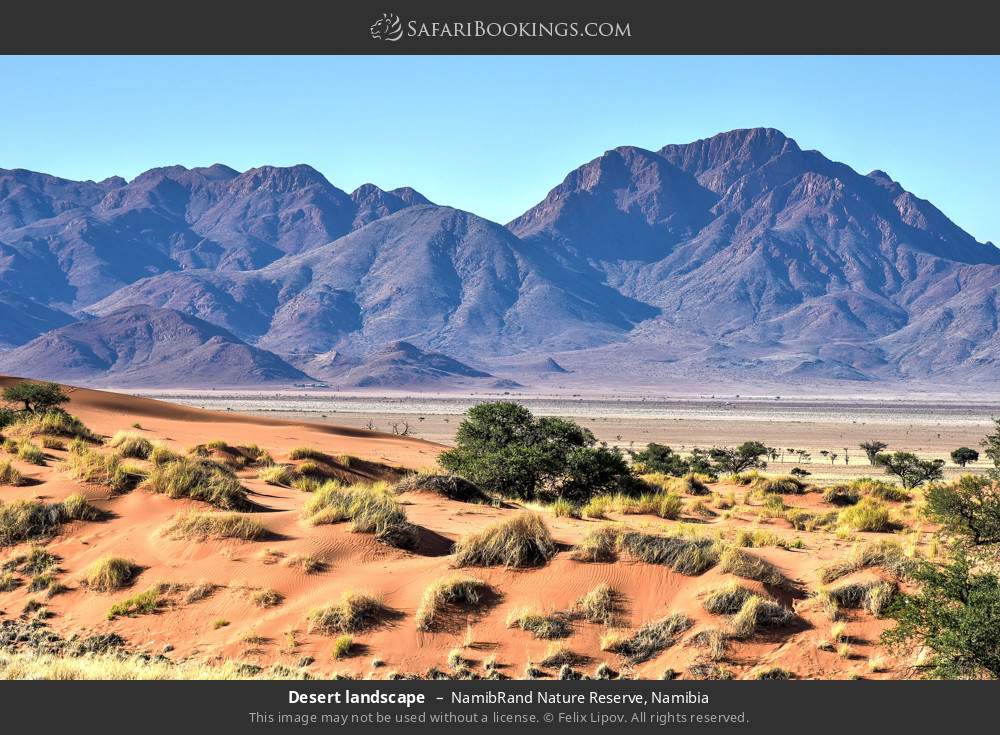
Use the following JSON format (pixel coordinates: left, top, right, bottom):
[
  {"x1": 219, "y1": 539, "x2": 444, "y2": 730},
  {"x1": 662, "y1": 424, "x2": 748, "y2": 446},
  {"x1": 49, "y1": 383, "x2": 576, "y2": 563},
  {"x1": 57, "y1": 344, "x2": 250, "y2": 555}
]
[{"x1": 0, "y1": 378, "x2": 915, "y2": 680}]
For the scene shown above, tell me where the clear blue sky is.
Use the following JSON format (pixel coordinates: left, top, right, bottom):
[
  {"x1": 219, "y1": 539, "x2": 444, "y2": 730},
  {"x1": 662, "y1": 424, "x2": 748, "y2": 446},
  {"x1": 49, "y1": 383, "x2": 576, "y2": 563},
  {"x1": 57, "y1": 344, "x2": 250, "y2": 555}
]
[{"x1": 1, "y1": 55, "x2": 997, "y2": 243}]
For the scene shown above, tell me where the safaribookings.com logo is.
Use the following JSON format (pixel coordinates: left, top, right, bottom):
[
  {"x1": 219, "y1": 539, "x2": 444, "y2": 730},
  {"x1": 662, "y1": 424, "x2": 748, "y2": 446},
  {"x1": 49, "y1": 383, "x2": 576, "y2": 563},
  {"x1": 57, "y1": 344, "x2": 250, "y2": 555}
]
[{"x1": 369, "y1": 13, "x2": 631, "y2": 42}]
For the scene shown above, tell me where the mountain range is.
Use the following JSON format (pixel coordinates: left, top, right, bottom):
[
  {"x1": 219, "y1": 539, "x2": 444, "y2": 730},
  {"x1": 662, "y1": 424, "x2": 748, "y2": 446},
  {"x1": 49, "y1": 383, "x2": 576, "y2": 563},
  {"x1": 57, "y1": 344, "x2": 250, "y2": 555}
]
[{"x1": 1, "y1": 128, "x2": 998, "y2": 391}]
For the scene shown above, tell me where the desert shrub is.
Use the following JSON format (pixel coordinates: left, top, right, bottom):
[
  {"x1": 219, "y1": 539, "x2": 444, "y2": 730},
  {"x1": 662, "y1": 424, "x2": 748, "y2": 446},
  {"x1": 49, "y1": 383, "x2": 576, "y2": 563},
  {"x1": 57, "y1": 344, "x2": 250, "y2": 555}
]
[
  {"x1": 821, "y1": 580, "x2": 897, "y2": 617},
  {"x1": 728, "y1": 595, "x2": 795, "y2": 639},
  {"x1": 882, "y1": 553, "x2": 1000, "y2": 679},
  {"x1": 753, "y1": 476, "x2": 807, "y2": 495},
  {"x1": 160, "y1": 511, "x2": 266, "y2": 541},
  {"x1": 540, "y1": 643, "x2": 580, "y2": 668},
  {"x1": 0, "y1": 572, "x2": 18, "y2": 591},
  {"x1": 688, "y1": 663, "x2": 735, "y2": 680},
  {"x1": 785, "y1": 507, "x2": 837, "y2": 531},
  {"x1": 185, "y1": 582, "x2": 217, "y2": 603},
  {"x1": 838, "y1": 497, "x2": 893, "y2": 532},
  {"x1": 950, "y1": 447, "x2": 980, "y2": 467},
  {"x1": 733, "y1": 528, "x2": 794, "y2": 549},
  {"x1": 630, "y1": 443, "x2": 690, "y2": 476},
  {"x1": 16, "y1": 441, "x2": 44, "y2": 465},
  {"x1": 758, "y1": 494, "x2": 787, "y2": 519},
  {"x1": 571, "y1": 525, "x2": 620, "y2": 563},
  {"x1": 852, "y1": 477, "x2": 912, "y2": 502},
  {"x1": 619, "y1": 530, "x2": 719, "y2": 575},
  {"x1": 550, "y1": 497, "x2": 580, "y2": 518},
  {"x1": 308, "y1": 591, "x2": 384, "y2": 634},
  {"x1": 507, "y1": 608, "x2": 572, "y2": 639},
  {"x1": 284, "y1": 553, "x2": 325, "y2": 573},
  {"x1": 251, "y1": 588, "x2": 283, "y2": 608},
  {"x1": 142, "y1": 457, "x2": 252, "y2": 510},
  {"x1": 0, "y1": 460, "x2": 25, "y2": 487},
  {"x1": 642, "y1": 473, "x2": 710, "y2": 496},
  {"x1": 823, "y1": 485, "x2": 861, "y2": 506},
  {"x1": 41, "y1": 437, "x2": 65, "y2": 450},
  {"x1": 924, "y1": 475, "x2": 1000, "y2": 547},
  {"x1": 602, "y1": 612, "x2": 692, "y2": 663},
  {"x1": 291, "y1": 476, "x2": 323, "y2": 493},
  {"x1": 107, "y1": 585, "x2": 163, "y2": 619},
  {"x1": 0, "y1": 500, "x2": 64, "y2": 546},
  {"x1": 304, "y1": 481, "x2": 417, "y2": 549},
  {"x1": 84, "y1": 556, "x2": 140, "y2": 591},
  {"x1": 20, "y1": 545, "x2": 58, "y2": 574},
  {"x1": 259, "y1": 465, "x2": 294, "y2": 486},
  {"x1": 107, "y1": 431, "x2": 154, "y2": 459},
  {"x1": 817, "y1": 540, "x2": 910, "y2": 584},
  {"x1": 438, "y1": 402, "x2": 634, "y2": 502},
  {"x1": 753, "y1": 666, "x2": 794, "y2": 680},
  {"x1": 701, "y1": 581, "x2": 756, "y2": 615},
  {"x1": 581, "y1": 494, "x2": 613, "y2": 519},
  {"x1": 332, "y1": 635, "x2": 354, "y2": 659},
  {"x1": 415, "y1": 575, "x2": 493, "y2": 631},
  {"x1": 61, "y1": 493, "x2": 102, "y2": 521},
  {"x1": 710, "y1": 443, "x2": 769, "y2": 475},
  {"x1": 452, "y1": 512, "x2": 555, "y2": 568},
  {"x1": 289, "y1": 447, "x2": 329, "y2": 461},
  {"x1": 149, "y1": 444, "x2": 181, "y2": 466},
  {"x1": 393, "y1": 474, "x2": 490, "y2": 503},
  {"x1": 574, "y1": 583, "x2": 618, "y2": 625},
  {"x1": 718, "y1": 547, "x2": 787, "y2": 586},
  {"x1": 66, "y1": 448, "x2": 137, "y2": 494}
]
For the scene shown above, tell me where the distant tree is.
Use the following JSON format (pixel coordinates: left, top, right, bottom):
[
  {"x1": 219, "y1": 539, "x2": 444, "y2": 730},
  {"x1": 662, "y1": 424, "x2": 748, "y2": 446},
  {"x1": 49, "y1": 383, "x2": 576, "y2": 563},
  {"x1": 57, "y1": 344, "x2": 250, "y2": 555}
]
[
  {"x1": 882, "y1": 553, "x2": 1000, "y2": 679},
  {"x1": 709, "y1": 441, "x2": 769, "y2": 474},
  {"x1": 439, "y1": 402, "x2": 633, "y2": 502},
  {"x1": 876, "y1": 451, "x2": 945, "y2": 489},
  {"x1": 981, "y1": 419, "x2": 1000, "y2": 474},
  {"x1": 843, "y1": 448, "x2": 850, "y2": 465},
  {"x1": 950, "y1": 447, "x2": 979, "y2": 468},
  {"x1": 687, "y1": 448, "x2": 714, "y2": 476},
  {"x1": 925, "y1": 474, "x2": 1000, "y2": 547},
  {"x1": 829, "y1": 452, "x2": 838, "y2": 466},
  {"x1": 860, "y1": 440, "x2": 889, "y2": 466},
  {"x1": 2, "y1": 381, "x2": 69, "y2": 415},
  {"x1": 629, "y1": 443, "x2": 688, "y2": 476},
  {"x1": 789, "y1": 467, "x2": 811, "y2": 478}
]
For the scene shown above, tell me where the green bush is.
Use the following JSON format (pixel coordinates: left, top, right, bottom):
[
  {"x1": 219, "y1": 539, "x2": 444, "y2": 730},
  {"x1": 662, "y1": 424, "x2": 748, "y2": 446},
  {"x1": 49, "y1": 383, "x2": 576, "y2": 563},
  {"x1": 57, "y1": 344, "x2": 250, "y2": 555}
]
[
  {"x1": 438, "y1": 402, "x2": 634, "y2": 502},
  {"x1": 924, "y1": 475, "x2": 1000, "y2": 546}
]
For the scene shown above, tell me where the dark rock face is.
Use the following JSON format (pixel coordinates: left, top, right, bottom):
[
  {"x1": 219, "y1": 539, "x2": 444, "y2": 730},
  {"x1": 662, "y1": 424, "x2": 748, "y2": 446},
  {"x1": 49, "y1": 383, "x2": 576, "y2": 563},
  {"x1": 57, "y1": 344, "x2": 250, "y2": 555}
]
[
  {"x1": 0, "y1": 305, "x2": 310, "y2": 387},
  {"x1": 2, "y1": 129, "x2": 999, "y2": 388}
]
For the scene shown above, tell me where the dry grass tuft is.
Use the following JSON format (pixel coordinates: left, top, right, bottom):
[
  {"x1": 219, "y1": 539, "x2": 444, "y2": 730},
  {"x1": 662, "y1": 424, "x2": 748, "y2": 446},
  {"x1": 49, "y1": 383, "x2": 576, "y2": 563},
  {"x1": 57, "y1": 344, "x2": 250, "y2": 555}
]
[
  {"x1": 308, "y1": 591, "x2": 385, "y2": 634},
  {"x1": 160, "y1": 511, "x2": 266, "y2": 541},
  {"x1": 573, "y1": 583, "x2": 619, "y2": 625},
  {"x1": 618, "y1": 530, "x2": 719, "y2": 575},
  {"x1": 415, "y1": 575, "x2": 493, "y2": 632},
  {"x1": 727, "y1": 595, "x2": 795, "y2": 639},
  {"x1": 837, "y1": 497, "x2": 893, "y2": 532},
  {"x1": 0, "y1": 460, "x2": 25, "y2": 487},
  {"x1": 752, "y1": 476, "x2": 807, "y2": 495},
  {"x1": 701, "y1": 581, "x2": 756, "y2": 615},
  {"x1": 107, "y1": 431, "x2": 154, "y2": 459},
  {"x1": 452, "y1": 513, "x2": 555, "y2": 568},
  {"x1": 601, "y1": 612, "x2": 692, "y2": 663},
  {"x1": 83, "y1": 556, "x2": 140, "y2": 591},
  {"x1": 819, "y1": 580, "x2": 897, "y2": 617},
  {"x1": 304, "y1": 481, "x2": 417, "y2": 549},
  {"x1": 718, "y1": 547, "x2": 788, "y2": 586},
  {"x1": 817, "y1": 540, "x2": 910, "y2": 584},
  {"x1": 506, "y1": 608, "x2": 572, "y2": 639},
  {"x1": 66, "y1": 448, "x2": 140, "y2": 494},
  {"x1": 142, "y1": 457, "x2": 252, "y2": 510},
  {"x1": 571, "y1": 525, "x2": 620, "y2": 562}
]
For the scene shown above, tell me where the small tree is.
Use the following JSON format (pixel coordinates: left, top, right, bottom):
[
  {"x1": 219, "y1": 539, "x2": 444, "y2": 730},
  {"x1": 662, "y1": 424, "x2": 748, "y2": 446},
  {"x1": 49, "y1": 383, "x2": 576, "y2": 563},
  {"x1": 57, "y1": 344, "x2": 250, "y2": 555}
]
[
  {"x1": 925, "y1": 474, "x2": 1000, "y2": 547},
  {"x1": 709, "y1": 441, "x2": 768, "y2": 474},
  {"x1": 629, "y1": 443, "x2": 688, "y2": 476},
  {"x1": 983, "y1": 418, "x2": 1000, "y2": 473},
  {"x1": 860, "y1": 440, "x2": 889, "y2": 466},
  {"x1": 950, "y1": 447, "x2": 979, "y2": 467},
  {"x1": 1, "y1": 381, "x2": 69, "y2": 414},
  {"x1": 875, "y1": 451, "x2": 945, "y2": 489},
  {"x1": 882, "y1": 553, "x2": 1000, "y2": 679}
]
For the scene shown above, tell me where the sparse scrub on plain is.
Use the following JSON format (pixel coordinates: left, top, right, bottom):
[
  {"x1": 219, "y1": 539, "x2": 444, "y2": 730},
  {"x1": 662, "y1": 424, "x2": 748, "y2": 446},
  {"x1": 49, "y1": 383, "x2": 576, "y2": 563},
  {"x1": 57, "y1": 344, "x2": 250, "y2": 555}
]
[
  {"x1": 160, "y1": 511, "x2": 266, "y2": 541},
  {"x1": 308, "y1": 591, "x2": 385, "y2": 634},
  {"x1": 83, "y1": 556, "x2": 141, "y2": 592},
  {"x1": 415, "y1": 575, "x2": 493, "y2": 631},
  {"x1": 452, "y1": 513, "x2": 556, "y2": 568}
]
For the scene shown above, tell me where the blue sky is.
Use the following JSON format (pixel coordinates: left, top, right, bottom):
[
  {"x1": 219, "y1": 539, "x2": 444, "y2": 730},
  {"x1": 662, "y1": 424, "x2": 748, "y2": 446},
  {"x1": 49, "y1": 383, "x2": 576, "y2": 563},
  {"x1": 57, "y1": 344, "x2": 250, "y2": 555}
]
[{"x1": 1, "y1": 55, "x2": 997, "y2": 243}]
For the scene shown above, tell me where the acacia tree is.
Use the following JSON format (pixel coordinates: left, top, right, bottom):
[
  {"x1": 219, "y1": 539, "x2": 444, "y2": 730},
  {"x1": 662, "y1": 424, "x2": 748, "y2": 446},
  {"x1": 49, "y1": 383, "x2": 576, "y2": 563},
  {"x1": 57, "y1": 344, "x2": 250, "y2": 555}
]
[
  {"x1": 925, "y1": 474, "x2": 1000, "y2": 547},
  {"x1": 2, "y1": 381, "x2": 69, "y2": 414},
  {"x1": 860, "y1": 440, "x2": 889, "y2": 466},
  {"x1": 950, "y1": 447, "x2": 979, "y2": 467},
  {"x1": 875, "y1": 451, "x2": 945, "y2": 489},
  {"x1": 883, "y1": 553, "x2": 1000, "y2": 679},
  {"x1": 708, "y1": 441, "x2": 769, "y2": 474}
]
